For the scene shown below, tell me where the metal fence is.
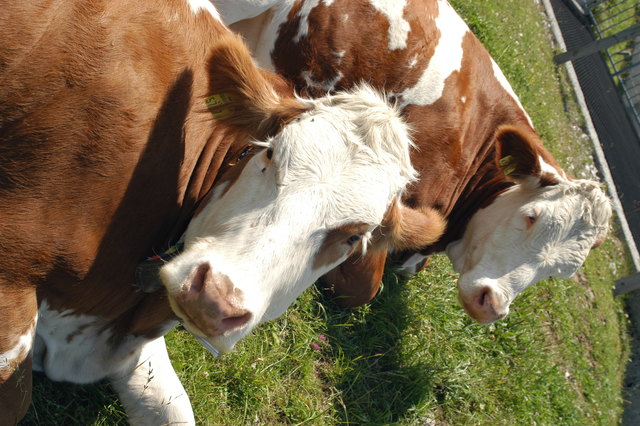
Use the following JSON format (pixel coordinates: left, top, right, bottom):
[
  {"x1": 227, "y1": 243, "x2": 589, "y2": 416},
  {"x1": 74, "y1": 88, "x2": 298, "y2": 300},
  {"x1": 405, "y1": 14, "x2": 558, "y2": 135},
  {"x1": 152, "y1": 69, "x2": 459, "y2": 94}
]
[
  {"x1": 578, "y1": 0, "x2": 640, "y2": 134},
  {"x1": 553, "y1": 0, "x2": 640, "y2": 268}
]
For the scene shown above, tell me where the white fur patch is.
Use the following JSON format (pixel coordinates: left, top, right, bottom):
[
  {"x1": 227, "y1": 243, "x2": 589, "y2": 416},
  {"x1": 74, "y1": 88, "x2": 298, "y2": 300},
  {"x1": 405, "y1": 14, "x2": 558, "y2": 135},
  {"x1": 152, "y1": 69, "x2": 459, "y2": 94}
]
[
  {"x1": 35, "y1": 300, "x2": 176, "y2": 383},
  {"x1": 394, "y1": 0, "x2": 468, "y2": 107},
  {"x1": 490, "y1": 58, "x2": 534, "y2": 128},
  {"x1": 538, "y1": 155, "x2": 565, "y2": 180},
  {"x1": 301, "y1": 69, "x2": 344, "y2": 92},
  {"x1": 0, "y1": 319, "x2": 36, "y2": 369},
  {"x1": 187, "y1": 0, "x2": 222, "y2": 21},
  {"x1": 110, "y1": 337, "x2": 195, "y2": 424},
  {"x1": 368, "y1": 0, "x2": 410, "y2": 50},
  {"x1": 295, "y1": 0, "x2": 328, "y2": 42}
]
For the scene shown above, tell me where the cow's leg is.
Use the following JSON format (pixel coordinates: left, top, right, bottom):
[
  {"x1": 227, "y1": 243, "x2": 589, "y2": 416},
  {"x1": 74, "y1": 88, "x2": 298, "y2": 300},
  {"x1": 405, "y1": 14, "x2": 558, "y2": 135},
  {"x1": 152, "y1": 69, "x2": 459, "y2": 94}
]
[
  {"x1": 0, "y1": 286, "x2": 37, "y2": 425},
  {"x1": 109, "y1": 336, "x2": 195, "y2": 426}
]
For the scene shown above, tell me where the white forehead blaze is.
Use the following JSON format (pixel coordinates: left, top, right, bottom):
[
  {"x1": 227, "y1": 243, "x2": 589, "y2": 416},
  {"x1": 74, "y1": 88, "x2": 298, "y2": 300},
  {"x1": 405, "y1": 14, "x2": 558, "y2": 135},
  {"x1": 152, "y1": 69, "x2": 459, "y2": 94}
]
[
  {"x1": 263, "y1": 87, "x2": 415, "y2": 225},
  {"x1": 368, "y1": 0, "x2": 410, "y2": 50},
  {"x1": 187, "y1": 0, "x2": 222, "y2": 21},
  {"x1": 394, "y1": 0, "x2": 468, "y2": 107}
]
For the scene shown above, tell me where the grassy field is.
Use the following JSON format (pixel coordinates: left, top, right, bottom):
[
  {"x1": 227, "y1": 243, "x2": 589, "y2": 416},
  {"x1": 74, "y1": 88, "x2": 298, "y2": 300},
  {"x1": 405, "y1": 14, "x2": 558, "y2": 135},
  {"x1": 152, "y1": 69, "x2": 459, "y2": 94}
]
[{"x1": 21, "y1": 0, "x2": 634, "y2": 424}]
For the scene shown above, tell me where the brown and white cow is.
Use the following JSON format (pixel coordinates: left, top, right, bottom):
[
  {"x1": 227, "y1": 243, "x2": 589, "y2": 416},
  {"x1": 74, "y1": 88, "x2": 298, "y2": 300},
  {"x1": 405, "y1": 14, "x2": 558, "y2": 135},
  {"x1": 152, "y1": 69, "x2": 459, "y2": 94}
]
[
  {"x1": 214, "y1": 0, "x2": 612, "y2": 319},
  {"x1": 0, "y1": 0, "x2": 445, "y2": 423}
]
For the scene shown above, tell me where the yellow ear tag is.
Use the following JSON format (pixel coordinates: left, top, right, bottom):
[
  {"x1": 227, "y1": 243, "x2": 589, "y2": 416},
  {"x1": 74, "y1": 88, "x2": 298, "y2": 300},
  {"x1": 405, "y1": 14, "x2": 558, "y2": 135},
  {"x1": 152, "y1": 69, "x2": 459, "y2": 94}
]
[
  {"x1": 499, "y1": 155, "x2": 516, "y2": 176},
  {"x1": 205, "y1": 93, "x2": 236, "y2": 119}
]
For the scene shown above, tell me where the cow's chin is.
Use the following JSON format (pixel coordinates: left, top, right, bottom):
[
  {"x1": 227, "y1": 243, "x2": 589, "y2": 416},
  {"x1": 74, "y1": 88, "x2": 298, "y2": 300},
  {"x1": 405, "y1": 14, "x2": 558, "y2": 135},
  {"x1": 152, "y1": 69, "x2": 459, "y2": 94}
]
[
  {"x1": 161, "y1": 286, "x2": 255, "y2": 356},
  {"x1": 178, "y1": 316, "x2": 251, "y2": 356}
]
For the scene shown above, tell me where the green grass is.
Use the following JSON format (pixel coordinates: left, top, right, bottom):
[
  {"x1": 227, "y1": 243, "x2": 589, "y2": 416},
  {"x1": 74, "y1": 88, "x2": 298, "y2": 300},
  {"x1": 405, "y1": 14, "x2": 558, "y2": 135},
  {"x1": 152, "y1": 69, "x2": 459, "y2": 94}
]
[
  {"x1": 589, "y1": 0, "x2": 638, "y2": 38},
  {"x1": 20, "y1": 0, "x2": 634, "y2": 424},
  {"x1": 589, "y1": 0, "x2": 639, "y2": 84}
]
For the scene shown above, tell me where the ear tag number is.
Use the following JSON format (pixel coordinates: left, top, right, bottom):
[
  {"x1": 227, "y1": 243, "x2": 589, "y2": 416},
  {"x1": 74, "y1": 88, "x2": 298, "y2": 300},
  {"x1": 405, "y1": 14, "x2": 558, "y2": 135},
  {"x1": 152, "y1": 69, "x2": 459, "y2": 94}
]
[{"x1": 205, "y1": 93, "x2": 236, "y2": 118}]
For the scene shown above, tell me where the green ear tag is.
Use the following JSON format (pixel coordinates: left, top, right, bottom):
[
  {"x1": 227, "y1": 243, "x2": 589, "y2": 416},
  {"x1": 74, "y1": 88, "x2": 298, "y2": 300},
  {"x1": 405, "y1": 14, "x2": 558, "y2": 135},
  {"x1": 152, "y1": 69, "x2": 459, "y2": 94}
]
[
  {"x1": 205, "y1": 93, "x2": 234, "y2": 108},
  {"x1": 503, "y1": 164, "x2": 516, "y2": 176},
  {"x1": 499, "y1": 155, "x2": 512, "y2": 167},
  {"x1": 205, "y1": 93, "x2": 236, "y2": 118},
  {"x1": 499, "y1": 155, "x2": 516, "y2": 176}
]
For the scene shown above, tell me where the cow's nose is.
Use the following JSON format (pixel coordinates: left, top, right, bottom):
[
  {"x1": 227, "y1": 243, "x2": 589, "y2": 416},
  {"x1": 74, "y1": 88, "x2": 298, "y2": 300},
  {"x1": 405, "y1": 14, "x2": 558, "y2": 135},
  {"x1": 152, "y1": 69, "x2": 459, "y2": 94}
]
[
  {"x1": 459, "y1": 285, "x2": 508, "y2": 324},
  {"x1": 180, "y1": 263, "x2": 253, "y2": 335}
]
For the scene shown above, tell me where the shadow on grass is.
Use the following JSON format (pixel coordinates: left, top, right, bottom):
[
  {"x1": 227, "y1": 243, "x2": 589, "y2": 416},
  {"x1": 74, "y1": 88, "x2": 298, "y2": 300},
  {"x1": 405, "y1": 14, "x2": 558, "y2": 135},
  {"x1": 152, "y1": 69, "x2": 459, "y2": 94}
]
[
  {"x1": 19, "y1": 373, "x2": 126, "y2": 425},
  {"x1": 319, "y1": 270, "x2": 437, "y2": 424}
]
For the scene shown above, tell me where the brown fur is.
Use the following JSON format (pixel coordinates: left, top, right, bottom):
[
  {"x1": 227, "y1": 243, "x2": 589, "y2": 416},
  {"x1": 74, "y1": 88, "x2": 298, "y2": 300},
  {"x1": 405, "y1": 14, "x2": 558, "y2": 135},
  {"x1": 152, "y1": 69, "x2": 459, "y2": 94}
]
[
  {"x1": 375, "y1": 201, "x2": 447, "y2": 252},
  {"x1": 319, "y1": 201, "x2": 445, "y2": 307},
  {"x1": 207, "y1": 35, "x2": 308, "y2": 140},
  {"x1": 495, "y1": 125, "x2": 563, "y2": 187},
  {"x1": 320, "y1": 250, "x2": 387, "y2": 307},
  {"x1": 313, "y1": 222, "x2": 372, "y2": 270}
]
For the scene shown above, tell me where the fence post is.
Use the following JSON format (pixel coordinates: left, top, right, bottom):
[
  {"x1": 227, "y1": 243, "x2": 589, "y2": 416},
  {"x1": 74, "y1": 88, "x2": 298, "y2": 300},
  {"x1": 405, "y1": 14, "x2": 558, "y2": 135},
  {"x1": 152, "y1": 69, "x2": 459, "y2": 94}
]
[
  {"x1": 615, "y1": 272, "x2": 640, "y2": 295},
  {"x1": 554, "y1": 23, "x2": 640, "y2": 63}
]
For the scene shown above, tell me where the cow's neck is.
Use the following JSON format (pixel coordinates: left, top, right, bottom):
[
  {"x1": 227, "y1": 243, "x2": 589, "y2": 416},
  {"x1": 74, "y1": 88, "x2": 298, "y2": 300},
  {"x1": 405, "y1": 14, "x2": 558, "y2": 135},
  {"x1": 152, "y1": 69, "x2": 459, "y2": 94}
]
[
  {"x1": 37, "y1": 84, "x2": 244, "y2": 341},
  {"x1": 407, "y1": 113, "x2": 533, "y2": 255},
  {"x1": 433, "y1": 152, "x2": 513, "y2": 252}
]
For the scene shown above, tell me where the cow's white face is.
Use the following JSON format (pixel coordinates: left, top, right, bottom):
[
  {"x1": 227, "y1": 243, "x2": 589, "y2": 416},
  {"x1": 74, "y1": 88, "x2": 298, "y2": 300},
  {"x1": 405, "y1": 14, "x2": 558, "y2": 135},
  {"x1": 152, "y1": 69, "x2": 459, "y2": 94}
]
[
  {"x1": 447, "y1": 175, "x2": 611, "y2": 324},
  {"x1": 160, "y1": 85, "x2": 416, "y2": 353}
]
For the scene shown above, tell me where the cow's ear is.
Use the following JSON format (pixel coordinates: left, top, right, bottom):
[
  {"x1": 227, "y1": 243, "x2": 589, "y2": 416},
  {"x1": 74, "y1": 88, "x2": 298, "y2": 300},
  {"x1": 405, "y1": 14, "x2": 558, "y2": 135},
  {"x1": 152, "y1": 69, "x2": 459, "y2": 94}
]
[
  {"x1": 206, "y1": 34, "x2": 307, "y2": 139},
  {"x1": 373, "y1": 201, "x2": 446, "y2": 251},
  {"x1": 495, "y1": 125, "x2": 562, "y2": 187},
  {"x1": 494, "y1": 125, "x2": 541, "y2": 180}
]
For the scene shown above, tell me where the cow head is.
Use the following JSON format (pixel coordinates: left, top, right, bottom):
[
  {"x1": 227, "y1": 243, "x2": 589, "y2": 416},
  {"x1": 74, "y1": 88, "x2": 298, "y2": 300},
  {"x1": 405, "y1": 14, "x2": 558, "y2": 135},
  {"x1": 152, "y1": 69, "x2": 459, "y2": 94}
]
[
  {"x1": 159, "y1": 35, "x2": 425, "y2": 353},
  {"x1": 447, "y1": 125, "x2": 612, "y2": 323}
]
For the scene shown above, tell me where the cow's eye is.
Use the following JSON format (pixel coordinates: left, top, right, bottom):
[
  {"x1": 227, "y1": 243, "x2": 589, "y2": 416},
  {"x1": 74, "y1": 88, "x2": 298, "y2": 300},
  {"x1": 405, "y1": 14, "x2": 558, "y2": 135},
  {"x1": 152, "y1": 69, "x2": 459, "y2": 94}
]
[
  {"x1": 346, "y1": 234, "x2": 362, "y2": 245},
  {"x1": 266, "y1": 148, "x2": 274, "y2": 160},
  {"x1": 525, "y1": 210, "x2": 538, "y2": 229}
]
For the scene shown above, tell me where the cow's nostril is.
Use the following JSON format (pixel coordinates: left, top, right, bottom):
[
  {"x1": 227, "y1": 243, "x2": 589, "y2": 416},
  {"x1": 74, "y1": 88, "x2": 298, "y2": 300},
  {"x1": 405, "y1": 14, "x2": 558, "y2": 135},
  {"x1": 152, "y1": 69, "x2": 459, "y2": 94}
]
[
  {"x1": 221, "y1": 311, "x2": 252, "y2": 331},
  {"x1": 478, "y1": 288, "x2": 491, "y2": 307},
  {"x1": 191, "y1": 263, "x2": 211, "y2": 294}
]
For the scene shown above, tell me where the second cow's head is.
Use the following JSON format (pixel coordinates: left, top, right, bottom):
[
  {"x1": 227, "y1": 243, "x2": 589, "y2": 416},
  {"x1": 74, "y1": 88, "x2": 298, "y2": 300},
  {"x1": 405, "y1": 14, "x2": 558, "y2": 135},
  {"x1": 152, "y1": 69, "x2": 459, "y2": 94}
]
[{"x1": 448, "y1": 126, "x2": 612, "y2": 323}]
